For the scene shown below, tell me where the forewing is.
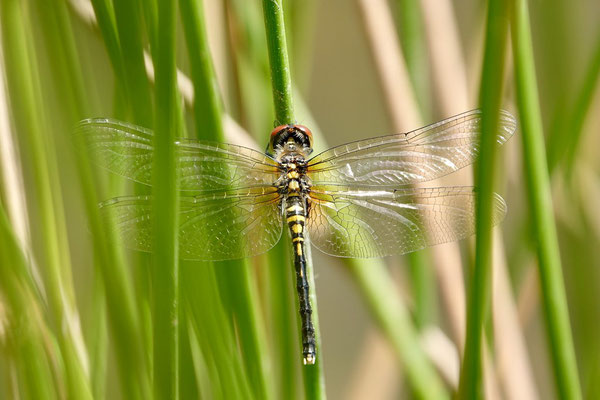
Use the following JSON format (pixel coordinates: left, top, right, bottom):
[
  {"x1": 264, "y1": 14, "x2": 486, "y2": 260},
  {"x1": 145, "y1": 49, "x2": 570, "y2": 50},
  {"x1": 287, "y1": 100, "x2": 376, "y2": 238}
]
[
  {"x1": 75, "y1": 118, "x2": 280, "y2": 191},
  {"x1": 307, "y1": 185, "x2": 506, "y2": 258},
  {"x1": 307, "y1": 109, "x2": 516, "y2": 186},
  {"x1": 101, "y1": 188, "x2": 283, "y2": 260}
]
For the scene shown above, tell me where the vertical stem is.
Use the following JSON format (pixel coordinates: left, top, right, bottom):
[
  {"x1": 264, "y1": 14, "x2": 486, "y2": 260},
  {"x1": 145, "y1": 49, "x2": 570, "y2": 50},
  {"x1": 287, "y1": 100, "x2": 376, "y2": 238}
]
[
  {"x1": 262, "y1": 0, "x2": 295, "y2": 125},
  {"x1": 262, "y1": 0, "x2": 326, "y2": 398},
  {"x1": 113, "y1": 0, "x2": 153, "y2": 125},
  {"x1": 179, "y1": 0, "x2": 224, "y2": 141},
  {"x1": 511, "y1": 0, "x2": 582, "y2": 398},
  {"x1": 458, "y1": 0, "x2": 509, "y2": 398},
  {"x1": 153, "y1": 0, "x2": 180, "y2": 398}
]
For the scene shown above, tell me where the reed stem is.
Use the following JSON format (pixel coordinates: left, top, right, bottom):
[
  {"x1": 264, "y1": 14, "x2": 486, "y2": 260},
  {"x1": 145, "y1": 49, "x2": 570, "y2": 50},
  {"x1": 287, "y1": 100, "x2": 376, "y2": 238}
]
[{"x1": 511, "y1": 0, "x2": 582, "y2": 398}]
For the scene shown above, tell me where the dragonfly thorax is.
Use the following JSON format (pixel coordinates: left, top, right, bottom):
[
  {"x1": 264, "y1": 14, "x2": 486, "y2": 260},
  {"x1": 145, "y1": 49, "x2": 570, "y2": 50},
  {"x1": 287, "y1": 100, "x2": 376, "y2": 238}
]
[{"x1": 278, "y1": 154, "x2": 311, "y2": 196}]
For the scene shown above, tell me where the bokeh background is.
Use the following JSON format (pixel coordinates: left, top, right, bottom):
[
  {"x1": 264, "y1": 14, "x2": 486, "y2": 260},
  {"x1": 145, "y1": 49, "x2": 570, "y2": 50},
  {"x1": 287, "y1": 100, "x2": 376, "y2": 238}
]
[{"x1": 0, "y1": 0, "x2": 599, "y2": 399}]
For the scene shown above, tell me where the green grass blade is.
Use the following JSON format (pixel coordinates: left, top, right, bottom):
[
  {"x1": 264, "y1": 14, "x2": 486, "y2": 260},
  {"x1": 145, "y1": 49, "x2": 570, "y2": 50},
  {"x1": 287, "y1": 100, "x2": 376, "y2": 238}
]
[
  {"x1": 458, "y1": 1, "x2": 510, "y2": 398},
  {"x1": 89, "y1": 0, "x2": 122, "y2": 76},
  {"x1": 179, "y1": 0, "x2": 224, "y2": 140},
  {"x1": 511, "y1": 0, "x2": 582, "y2": 398},
  {"x1": 113, "y1": 0, "x2": 153, "y2": 125},
  {"x1": 152, "y1": 0, "x2": 181, "y2": 397}
]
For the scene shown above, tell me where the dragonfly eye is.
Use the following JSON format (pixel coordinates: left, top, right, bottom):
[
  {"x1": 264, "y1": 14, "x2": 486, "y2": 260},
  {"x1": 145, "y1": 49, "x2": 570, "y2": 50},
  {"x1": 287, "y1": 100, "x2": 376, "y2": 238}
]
[{"x1": 295, "y1": 125, "x2": 314, "y2": 149}]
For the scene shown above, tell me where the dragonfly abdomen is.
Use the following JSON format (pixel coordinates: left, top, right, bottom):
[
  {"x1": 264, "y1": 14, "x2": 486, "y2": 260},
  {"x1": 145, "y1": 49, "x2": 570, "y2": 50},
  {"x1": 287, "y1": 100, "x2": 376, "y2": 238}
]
[{"x1": 285, "y1": 195, "x2": 316, "y2": 365}]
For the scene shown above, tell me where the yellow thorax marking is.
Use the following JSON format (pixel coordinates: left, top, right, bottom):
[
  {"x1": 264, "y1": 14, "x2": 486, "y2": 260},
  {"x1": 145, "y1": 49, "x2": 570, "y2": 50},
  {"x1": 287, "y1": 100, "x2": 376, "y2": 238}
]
[
  {"x1": 287, "y1": 171, "x2": 300, "y2": 179},
  {"x1": 288, "y1": 180, "x2": 300, "y2": 191},
  {"x1": 292, "y1": 224, "x2": 303, "y2": 234},
  {"x1": 287, "y1": 214, "x2": 305, "y2": 223}
]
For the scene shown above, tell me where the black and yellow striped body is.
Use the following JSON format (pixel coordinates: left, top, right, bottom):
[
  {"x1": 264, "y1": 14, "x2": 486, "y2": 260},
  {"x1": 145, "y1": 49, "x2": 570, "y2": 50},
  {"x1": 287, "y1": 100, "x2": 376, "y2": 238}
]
[
  {"x1": 271, "y1": 125, "x2": 316, "y2": 365},
  {"x1": 284, "y1": 165, "x2": 316, "y2": 365}
]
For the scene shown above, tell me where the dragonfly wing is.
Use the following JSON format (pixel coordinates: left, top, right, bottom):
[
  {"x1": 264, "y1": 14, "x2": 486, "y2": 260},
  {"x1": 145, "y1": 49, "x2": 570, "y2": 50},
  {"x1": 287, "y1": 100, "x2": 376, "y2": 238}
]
[
  {"x1": 306, "y1": 185, "x2": 506, "y2": 258},
  {"x1": 100, "y1": 187, "x2": 283, "y2": 260},
  {"x1": 307, "y1": 109, "x2": 516, "y2": 186},
  {"x1": 75, "y1": 118, "x2": 280, "y2": 190}
]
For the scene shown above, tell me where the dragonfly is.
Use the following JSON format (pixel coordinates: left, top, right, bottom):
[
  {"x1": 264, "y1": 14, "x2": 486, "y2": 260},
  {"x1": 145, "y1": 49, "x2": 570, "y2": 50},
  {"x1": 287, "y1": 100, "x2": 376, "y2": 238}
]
[{"x1": 77, "y1": 109, "x2": 516, "y2": 365}]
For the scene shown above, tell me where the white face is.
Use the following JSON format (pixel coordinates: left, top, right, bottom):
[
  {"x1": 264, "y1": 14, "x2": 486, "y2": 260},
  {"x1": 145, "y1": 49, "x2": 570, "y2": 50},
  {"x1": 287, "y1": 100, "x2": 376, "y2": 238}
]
[{"x1": 274, "y1": 137, "x2": 312, "y2": 161}]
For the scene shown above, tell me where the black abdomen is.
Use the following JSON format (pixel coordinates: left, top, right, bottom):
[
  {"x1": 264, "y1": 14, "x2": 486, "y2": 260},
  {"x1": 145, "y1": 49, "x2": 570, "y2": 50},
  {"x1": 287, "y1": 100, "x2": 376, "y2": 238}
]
[{"x1": 285, "y1": 195, "x2": 316, "y2": 365}]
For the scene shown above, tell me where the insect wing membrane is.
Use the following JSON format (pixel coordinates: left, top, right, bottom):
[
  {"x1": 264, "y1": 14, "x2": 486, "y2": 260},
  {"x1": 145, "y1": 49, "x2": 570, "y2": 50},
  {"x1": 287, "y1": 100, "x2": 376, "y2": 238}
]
[
  {"x1": 307, "y1": 185, "x2": 506, "y2": 258},
  {"x1": 75, "y1": 118, "x2": 280, "y2": 191},
  {"x1": 100, "y1": 187, "x2": 283, "y2": 261},
  {"x1": 306, "y1": 109, "x2": 516, "y2": 187}
]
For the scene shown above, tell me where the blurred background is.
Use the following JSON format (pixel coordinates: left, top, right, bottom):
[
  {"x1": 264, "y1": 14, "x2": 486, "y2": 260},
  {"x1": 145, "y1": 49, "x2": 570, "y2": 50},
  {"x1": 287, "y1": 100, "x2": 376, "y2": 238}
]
[{"x1": 0, "y1": 0, "x2": 599, "y2": 399}]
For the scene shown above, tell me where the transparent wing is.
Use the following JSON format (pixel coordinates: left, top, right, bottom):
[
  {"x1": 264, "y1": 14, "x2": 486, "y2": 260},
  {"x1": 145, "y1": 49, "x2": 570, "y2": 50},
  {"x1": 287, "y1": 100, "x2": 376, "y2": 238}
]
[
  {"x1": 307, "y1": 185, "x2": 506, "y2": 258},
  {"x1": 75, "y1": 118, "x2": 280, "y2": 191},
  {"x1": 307, "y1": 109, "x2": 516, "y2": 186},
  {"x1": 100, "y1": 187, "x2": 283, "y2": 260}
]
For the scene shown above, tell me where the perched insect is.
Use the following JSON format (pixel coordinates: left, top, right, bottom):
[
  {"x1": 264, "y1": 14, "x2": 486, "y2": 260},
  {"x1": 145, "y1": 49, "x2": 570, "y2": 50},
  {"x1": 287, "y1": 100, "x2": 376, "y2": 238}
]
[{"x1": 77, "y1": 109, "x2": 516, "y2": 365}]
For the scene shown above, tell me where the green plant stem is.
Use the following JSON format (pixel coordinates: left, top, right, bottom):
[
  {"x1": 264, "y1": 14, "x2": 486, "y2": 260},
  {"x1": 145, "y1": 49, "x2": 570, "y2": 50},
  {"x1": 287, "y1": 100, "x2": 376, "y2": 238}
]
[
  {"x1": 179, "y1": 0, "x2": 224, "y2": 139},
  {"x1": 511, "y1": 1, "x2": 582, "y2": 398},
  {"x1": 227, "y1": 0, "x2": 274, "y2": 138},
  {"x1": 348, "y1": 259, "x2": 448, "y2": 400},
  {"x1": 262, "y1": 1, "x2": 326, "y2": 398},
  {"x1": 458, "y1": 1, "x2": 509, "y2": 398},
  {"x1": 152, "y1": 0, "x2": 180, "y2": 398},
  {"x1": 89, "y1": 0, "x2": 121, "y2": 73},
  {"x1": 262, "y1": 0, "x2": 295, "y2": 125},
  {"x1": 113, "y1": 0, "x2": 153, "y2": 125}
]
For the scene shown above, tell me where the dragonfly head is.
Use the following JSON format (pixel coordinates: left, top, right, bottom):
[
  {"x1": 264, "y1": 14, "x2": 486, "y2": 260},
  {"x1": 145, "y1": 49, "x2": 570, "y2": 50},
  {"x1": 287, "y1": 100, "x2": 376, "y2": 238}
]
[{"x1": 267, "y1": 124, "x2": 313, "y2": 158}]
